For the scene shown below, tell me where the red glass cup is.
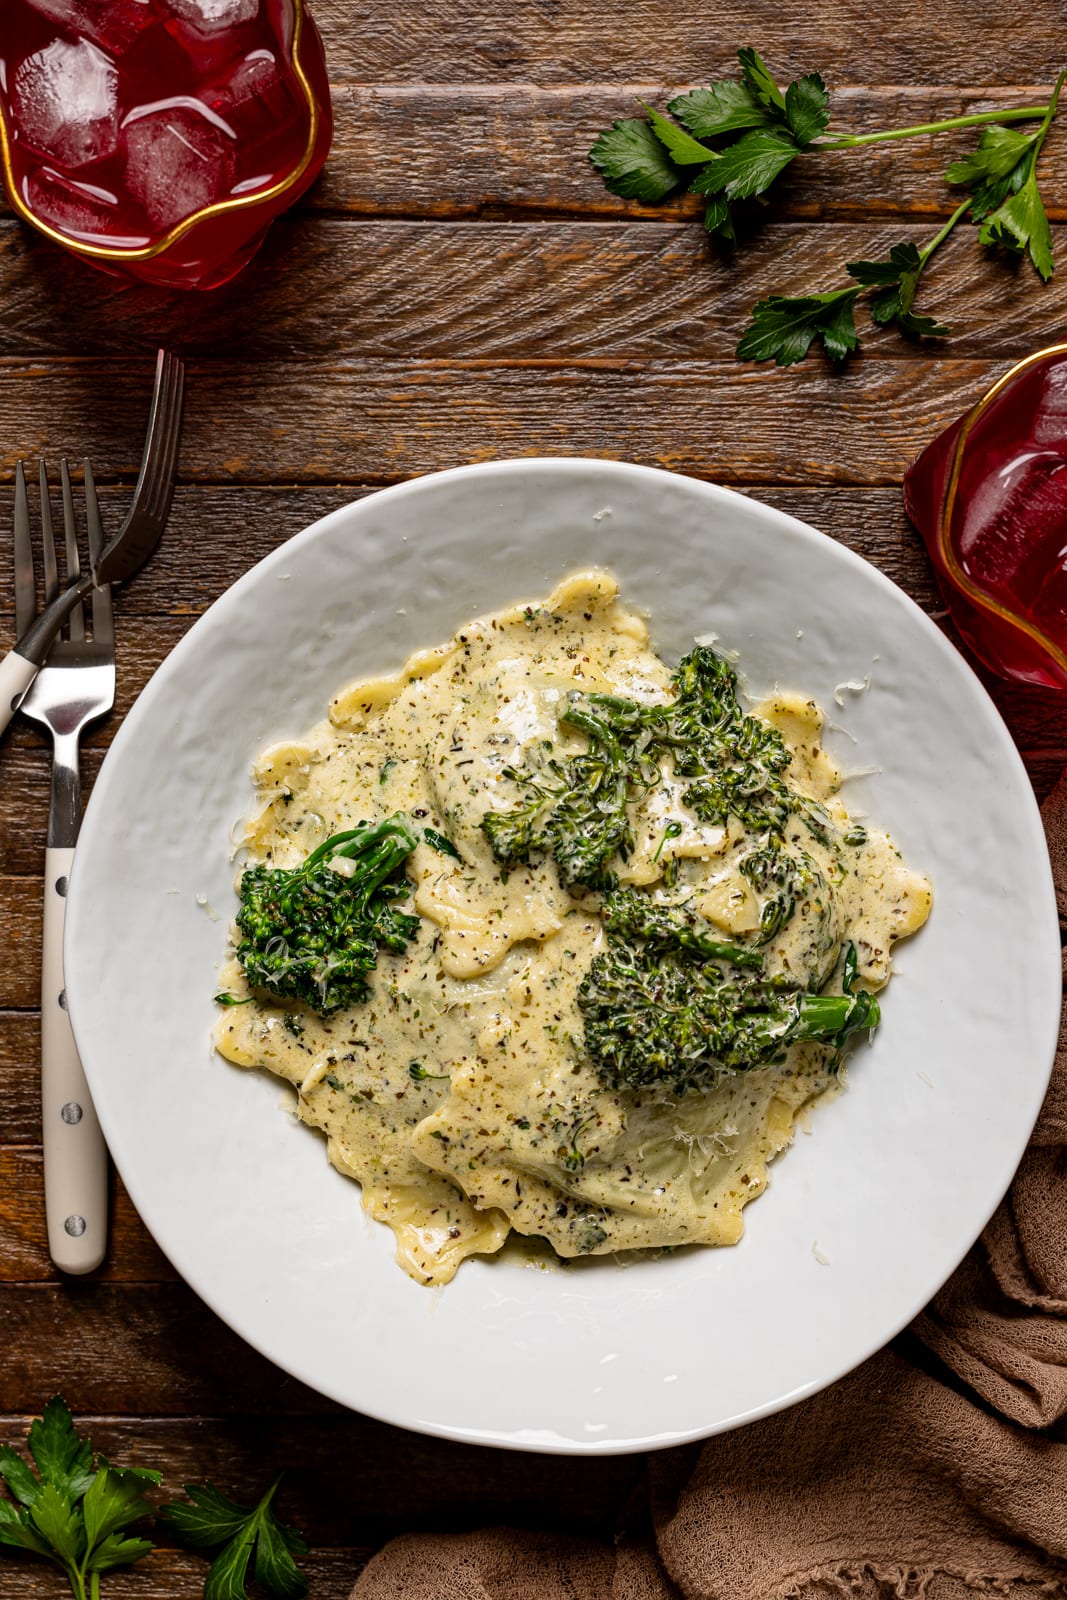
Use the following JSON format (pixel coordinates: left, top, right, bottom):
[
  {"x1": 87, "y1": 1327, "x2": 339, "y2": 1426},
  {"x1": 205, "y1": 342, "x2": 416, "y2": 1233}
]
[
  {"x1": 0, "y1": 0, "x2": 333, "y2": 290},
  {"x1": 904, "y1": 344, "x2": 1067, "y2": 691}
]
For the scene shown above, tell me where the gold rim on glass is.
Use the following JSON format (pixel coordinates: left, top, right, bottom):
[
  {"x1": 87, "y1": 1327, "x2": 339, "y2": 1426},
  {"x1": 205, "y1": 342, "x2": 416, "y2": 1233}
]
[
  {"x1": 936, "y1": 340, "x2": 1067, "y2": 676},
  {"x1": 0, "y1": 0, "x2": 320, "y2": 262}
]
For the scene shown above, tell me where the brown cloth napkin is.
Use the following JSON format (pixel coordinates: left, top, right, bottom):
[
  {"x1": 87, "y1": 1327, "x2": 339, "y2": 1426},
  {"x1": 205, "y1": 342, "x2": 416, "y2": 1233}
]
[{"x1": 351, "y1": 781, "x2": 1067, "y2": 1600}]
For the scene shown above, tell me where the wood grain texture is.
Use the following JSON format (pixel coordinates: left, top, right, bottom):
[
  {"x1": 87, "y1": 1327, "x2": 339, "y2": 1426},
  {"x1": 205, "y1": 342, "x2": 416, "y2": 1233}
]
[
  {"x1": 1, "y1": 219, "x2": 1064, "y2": 364},
  {"x1": 314, "y1": 85, "x2": 1067, "y2": 221},
  {"x1": 0, "y1": 1414, "x2": 640, "y2": 1540},
  {"x1": 312, "y1": 6, "x2": 1065, "y2": 87},
  {"x1": 0, "y1": 355, "x2": 1032, "y2": 488}
]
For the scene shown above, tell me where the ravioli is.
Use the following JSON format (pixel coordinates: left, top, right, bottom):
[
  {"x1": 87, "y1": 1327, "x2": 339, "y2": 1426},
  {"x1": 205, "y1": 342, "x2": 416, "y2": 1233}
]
[{"x1": 215, "y1": 572, "x2": 931, "y2": 1285}]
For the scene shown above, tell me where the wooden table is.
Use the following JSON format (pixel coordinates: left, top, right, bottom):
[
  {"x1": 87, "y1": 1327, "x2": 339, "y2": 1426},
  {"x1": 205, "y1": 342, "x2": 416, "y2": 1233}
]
[{"x1": 2, "y1": 2, "x2": 1066, "y2": 1593}]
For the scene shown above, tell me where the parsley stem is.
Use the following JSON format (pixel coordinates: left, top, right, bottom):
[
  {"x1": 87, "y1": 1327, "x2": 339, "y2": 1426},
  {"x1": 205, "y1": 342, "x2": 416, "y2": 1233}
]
[
  {"x1": 1022, "y1": 68, "x2": 1067, "y2": 179},
  {"x1": 919, "y1": 197, "x2": 973, "y2": 266},
  {"x1": 816, "y1": 105, "x2": 1050, "y2": 148}
]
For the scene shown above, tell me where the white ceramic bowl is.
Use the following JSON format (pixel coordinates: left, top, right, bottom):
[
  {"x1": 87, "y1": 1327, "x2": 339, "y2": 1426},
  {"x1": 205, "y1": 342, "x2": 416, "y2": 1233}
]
[{"x1": 65, "y1": 459, "x2": 1060, "y2": 1453}]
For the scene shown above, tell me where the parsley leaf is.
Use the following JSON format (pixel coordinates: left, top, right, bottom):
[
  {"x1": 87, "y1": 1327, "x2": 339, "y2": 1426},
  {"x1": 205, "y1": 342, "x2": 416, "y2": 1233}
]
[
  {"x1": 980, "y1": 181, "x2": 1054, "y2": 280},
  {"x1": 670, "y1": 51, "x2": 828, "y2": 148},
  {"x1": 945, "y1": 124, "x2": 1036, "y2": 218},
  {"x1": 699, "y1": 191, "x2": 738, "y2": 247},
  {"x1": 27, "y1": 1398, "x2": 96, "y2": 1504},
  {"x1": 0, "y1": 1499, "x2": 53, "y2": 1558},
  {"x1": 642, "y1": 104, "x2": 717, "y2": 164},
  {"x1": 784, "y1": 73, "x2": 831, "y2": 147},
  {"x1": 668, "y1": 79, "x2": 769, "y2": 138},
  {"x1": 0, "y1": 1397, "x2": 158, "y2": 1598},
  {"x1": 0, "y1": 1446, "x2": 42, "y2": 1509},
  {"x1": 736, "y1": 288, "x2": 861, "y2": 365},
  {"x1": 692, "y1": 128, "x2": 800, "y2": 200},
  {"x1": 737, "y1": 46, "x2": 787, "y2": 115},
  {"x1": 162, "y1": 1478, "x2": 309, "y2": 1600},
  {"x1": 82, "y1": 1464, "x2": 158, "y2": 1552},
  {"x1": 30, "y1": 1482, "x2": 83, "y2": 1566},
  {"x1": 588, "y1": 117, "x2": 683, "y2": 201},
  {"x1": 91, "y1": 1534, "x2": 156, "y2": 1573},
  {"x1": 976, "y1": 69, "x2": 1065, "y2": 281},
  {"x1": 847, "y1": 241, "x2": 950, "y2": 337}
]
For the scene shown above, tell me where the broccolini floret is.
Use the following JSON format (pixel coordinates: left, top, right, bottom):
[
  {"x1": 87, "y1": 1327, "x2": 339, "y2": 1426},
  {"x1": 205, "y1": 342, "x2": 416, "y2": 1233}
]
[
  {"x1": 481, "y1": 644, "x2": 824, "y2": 891},
  {"x1": 580, "y1": 894, "x2": 879, "y2": 1094},
  {"x1": 233, "y1": 814, "x2": 420, "y2": 1014},
  {"x1": 739, "y1": 839, "x2": 825, "y2": 944},
  {"x1": 481, "y1": 698, "x2": 661, "y2": 890},
  {"x1": 602, "y1": 886, "x2": 763, "y2": 968}
]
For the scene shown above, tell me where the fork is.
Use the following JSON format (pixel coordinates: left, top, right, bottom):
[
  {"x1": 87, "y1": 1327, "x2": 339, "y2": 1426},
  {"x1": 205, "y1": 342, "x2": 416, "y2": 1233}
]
[
  {"x1": 16, "y1": 460, "x2": 115, "y2": 1275},
  {"x1": 0, "y1": 348, "x2": 184, "y2": 737}
]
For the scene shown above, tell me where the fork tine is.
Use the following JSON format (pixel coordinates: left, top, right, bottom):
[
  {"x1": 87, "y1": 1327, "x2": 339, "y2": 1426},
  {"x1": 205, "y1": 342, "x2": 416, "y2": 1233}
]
[
  {"x1": 147, "y1": 359, "x2": 184, "y2": 523},
  {"x1": 13, "y1": 460, "x2": 35, "y2": 639},
  {"x1": 39, "y1": 461, "x2": 59, "y2": 604},
  {"x1": 59, "y1": 459, "x2": 85, "y2": 643},
  {"x1": 83, "y1": 461, "x2": 113, "y2": 648},
  {"x1": 139, "y1": 353, "x2": 183, "y2": 524},
  {"x1": 128, "y1": 349, "x2": 172, "y2": 520}
]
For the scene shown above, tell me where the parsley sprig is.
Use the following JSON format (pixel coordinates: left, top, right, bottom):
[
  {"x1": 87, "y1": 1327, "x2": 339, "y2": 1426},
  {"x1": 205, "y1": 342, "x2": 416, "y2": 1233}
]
[
  {"x1": 161, "y1": 1478, "x2": 308, "y2": 1600},
  {"x1": 0, "y1": 1397, "x2": 160, "y2": 1600},
  {"x1": 589, "y1": 51, "x2": 1063, "y2": 363},
  {"x1": 0, "y1": 1398, "x2": 311, "y2": 1600},
  {"x1": 969, "y1": 70, "x2": 1066, "y2": 280},
  {"x1": 737, "y1": 200, "x2": 967, "y2": 365}
]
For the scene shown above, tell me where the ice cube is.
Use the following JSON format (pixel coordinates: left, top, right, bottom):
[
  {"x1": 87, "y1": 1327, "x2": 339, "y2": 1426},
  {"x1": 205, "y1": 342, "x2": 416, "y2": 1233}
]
[
  {"x1": 199, "y1": 44, "x2": 301, "y2": 145},
  {"x1": 12, "y1": 38, "x2": 119, "y2": 169},
  {"x1": 1034, "y1": 363, "x2": 1067, "y2": 447},
  {"x1": 25, "y1": 0, "x2": 156, "y2": 55},
  {"x1": 123, "y1": 106, "x2": 236, "y2": 228},
  {"x1": 214, "y1": 48, "x2": 282, "y2": 109},
  {"x1": 163, "y1": 0, "x2": 259, "y2": 33},
  {"x1": 23, "y1": 164, "x2": 135, "y2": 245}
]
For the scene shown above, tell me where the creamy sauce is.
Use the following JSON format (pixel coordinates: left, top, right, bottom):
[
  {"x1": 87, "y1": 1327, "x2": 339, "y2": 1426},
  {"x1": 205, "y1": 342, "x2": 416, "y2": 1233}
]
[{"x1": 215, "y1": 572, "x2": 932, "y2": 1285}]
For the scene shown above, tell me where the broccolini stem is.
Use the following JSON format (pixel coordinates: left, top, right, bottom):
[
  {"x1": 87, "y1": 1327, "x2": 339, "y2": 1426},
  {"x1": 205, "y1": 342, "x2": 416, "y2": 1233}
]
[
  {"x1": 302, "y1": 815, "x2": 419, "y2": 874},
  {"x1": 795, "y1": 988, "x2": 880, "y2": 1044},
  {"x1": 558, "y1": 703, "x2": 626, "y2": 760}
]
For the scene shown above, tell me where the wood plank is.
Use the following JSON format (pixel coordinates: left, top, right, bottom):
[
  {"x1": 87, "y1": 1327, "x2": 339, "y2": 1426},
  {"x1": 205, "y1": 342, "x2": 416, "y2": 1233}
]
[
  {"x1": 1, "y1": 219, "x2": 1063, "y2": 364},
  {"x1": 312, "y1": 5, "x2": 1065, "y2": 88},
  {"x1": 0, "y1": 1015, "x2": 37, "y2": 1141},
  {"x1": 0, "y1": 354, "x2": 1026, "y2": 488},
  {"x1": 0, "y1": 1549, "x2": 369, "y2": 1600},
  {"x1": 0, "y1": 883, "x2": 41, "y2": 1011},
  {"x1": 314, "y1": 85, "x2": 1067, "y2": 221},
  {"x1": 0, "y1": 1285, "x2": 335, "y2": 1414},
  {"x1": 0, "y1": 1414, "x2": 638, "y2": 1542}
]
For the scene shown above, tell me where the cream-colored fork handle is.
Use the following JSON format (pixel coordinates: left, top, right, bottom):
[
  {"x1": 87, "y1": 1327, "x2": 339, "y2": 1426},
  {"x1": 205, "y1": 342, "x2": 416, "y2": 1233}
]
[
  {"x1": 0, "y1": 650, "x2": 38, "y2": 736},
  {"x1": 42, "y1": 847, "x2": 107, "y2": 1274}
]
